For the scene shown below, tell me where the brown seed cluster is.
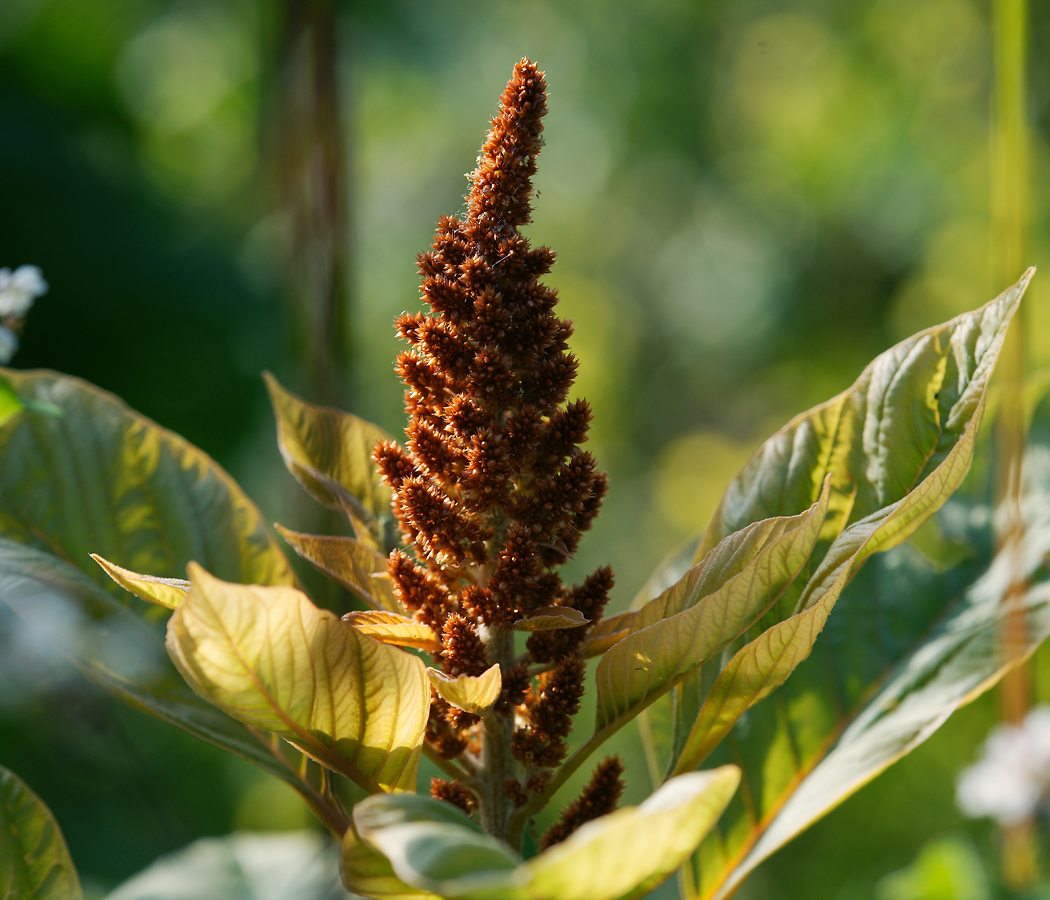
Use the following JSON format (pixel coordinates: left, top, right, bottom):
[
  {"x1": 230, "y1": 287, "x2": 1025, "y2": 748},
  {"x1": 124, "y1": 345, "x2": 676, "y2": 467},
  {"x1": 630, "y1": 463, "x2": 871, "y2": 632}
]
[
  {"x1": 373, "y1": 59, "x2": 615, "y2": 817},
  {"x1": 540, "y1": 756, "x2": 625, "y2": 850}
]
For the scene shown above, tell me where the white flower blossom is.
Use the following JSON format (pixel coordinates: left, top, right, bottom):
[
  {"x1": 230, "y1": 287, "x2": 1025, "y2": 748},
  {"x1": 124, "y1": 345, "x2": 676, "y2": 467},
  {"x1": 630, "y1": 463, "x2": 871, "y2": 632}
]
[
  {"x1": 957, "y1": 706, "x2": 1050, "y2": 825},
  {"x1": 0, "y1": 265, "x2": 48, "y2": 318},
  {"x1": 0, "y1": 326, "x2": 17, "y2": 365}
]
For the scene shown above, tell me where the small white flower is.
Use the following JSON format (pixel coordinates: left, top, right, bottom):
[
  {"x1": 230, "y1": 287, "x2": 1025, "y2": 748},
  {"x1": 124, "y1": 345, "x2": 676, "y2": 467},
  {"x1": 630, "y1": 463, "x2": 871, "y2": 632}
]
[
  {"x1": 0, "y1": 265, "x2": 48, "y2": 318},
  {"x1": 957, "y1": 706, "x2": 1050, "y2": 825},
  {"x1": 0, "y1": 326, "x2": 17, "y2": 365}
]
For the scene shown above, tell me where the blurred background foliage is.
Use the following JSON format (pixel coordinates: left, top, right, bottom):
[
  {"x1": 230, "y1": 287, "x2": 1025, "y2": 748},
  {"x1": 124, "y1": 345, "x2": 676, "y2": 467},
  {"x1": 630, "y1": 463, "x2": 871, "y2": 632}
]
[{"x1": 2, "y1": 0, "x2": 1050, "y2": 896}]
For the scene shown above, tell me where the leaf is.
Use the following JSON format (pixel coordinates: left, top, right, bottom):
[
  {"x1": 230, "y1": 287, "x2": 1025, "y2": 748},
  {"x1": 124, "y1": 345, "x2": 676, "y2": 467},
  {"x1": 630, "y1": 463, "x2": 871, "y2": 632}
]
[
  {"x1": 343, "y1": 611, "x2": 441, "y2": 652},
  {"x1": 0, "y1": 765, "x2": 83, "y2": 900},
  {"x1": 348, "y1": 769, "x2": 740, "y2": 900},
  {"x1": 0, "y1": 372, "x2": 22, "y2": 427},
  {"x1": 673, "y1": 354, "x2": 992, "y2": 777},
  {"x1": 167, "y1": 564, "x2": 429, "y2": 793},
  {"x1": 695, "y1": 507, "x2": 1050, "y2": 899},
  {"x1": 0, "y1": 538, "x2": 303, "y2": 787},
  {"x1": 104, "y1": 831, "x2": 352, "y2": 900},
  {"x1": 0, "y1": 368, "x2": 296, "y2": 593},
  {"x1": 592, "y1": 484, "x2": 830, "y2": 738},
  {"x1": 695, "y1": 269, "x2": 1032, "y2": 565},
  {"x1": 265, "y1": 373, "x2": 392, "y2": 525},
  {"x1": 342, "y1": 823, "x2": 441, "y2": 900},
  {"x1": 91, "y1": 554, "x2": 190, "y2": 609},
  {"x1": 580, "y1": 611, "x2": 636, "y2": 658},
  {"x1": 513, "y1": 608, "x2": 590, "y2": 631},
  {"x1": 277, "y1": 525, "x2": 402, "y2": 613},
  {"x1": 426, "y1": 664, "x2": 502, "y2": 714}
]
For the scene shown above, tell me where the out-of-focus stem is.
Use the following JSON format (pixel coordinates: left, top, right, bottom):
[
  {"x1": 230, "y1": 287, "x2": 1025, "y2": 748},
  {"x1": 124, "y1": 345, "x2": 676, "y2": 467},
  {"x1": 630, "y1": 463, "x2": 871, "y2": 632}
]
[
  {"x1": 276, "y1": 0, "x2": 350, "y2": 410},
  {"x1": 992, "y1": 0, "x2": 1033, "y2": 889}
]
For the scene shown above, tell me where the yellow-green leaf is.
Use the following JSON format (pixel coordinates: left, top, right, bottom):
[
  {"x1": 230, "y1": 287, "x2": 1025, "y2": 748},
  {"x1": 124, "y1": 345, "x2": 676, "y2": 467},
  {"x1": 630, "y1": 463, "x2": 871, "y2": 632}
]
[
  {"x1": 277, "y1": 524, "x2": 401, "y2": 612},
  {"x1": 349, "y1": 768, "x2": 739, "y2": 900},
  {"x1": 0, "y1": 766, "x2": 83, "y2": 900},
  {"x1": 0, "y1": 372, "x2": 22, "y2": 427},
  {"x1": 344, "y1": 610, "x2": 441, "y2": 652},
  {"x1": 342, "y1": 822, "x2": 442, "y2": 900},
  {"x1": 426, "y1": 664, "x2": 502, "y2": 714},
  {"x1": 695, "y1": 269, "x2": 1032, "y2": 566},
  {"x1": 0, "y1": 368, "x2": 296, "y2": 593},
  {"x1": 592, "y1": 484, "x2": 830, "y2": 737},
  {"x1": 580, "y1": 611, "x2": 636, "y2": 658},
  {"x1": 91, "y1": 553, "x2": 189, "y2": 609},
  {"x1": 167, "y1": 564, "x2": 429, "y2": 793},
  {"x1": 265, "y1": 372, "x2": 392, "y2": 523},
  {"x1": 513, "y1": 608, "x2": 590, "y2": 631}
]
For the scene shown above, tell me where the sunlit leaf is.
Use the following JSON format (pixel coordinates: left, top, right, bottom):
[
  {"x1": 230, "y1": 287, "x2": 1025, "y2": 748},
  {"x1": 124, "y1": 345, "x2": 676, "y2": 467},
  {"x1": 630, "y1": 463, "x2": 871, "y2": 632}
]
[
  {"x1": 513, "y1": 608, "x2": 590, "y2": 631},
  {"x1": 0, "y1": 368, "x2": 296, "y2": 592},
  {"x1": 426, "y1": 664, "x2": 502, "y2": 714},
  {"x1": 695, "y1": 269, "x2": 1031, "y2": 565},
  {"x1": 105, "y1": 831, "x2": 351, "y2": 900},
  {"x1": 265, "y1": 373, "x2": 392, "y2": 526},
  {"x1": 672, "y1": 281, "x2": 1011, "y2": 777},
  {"x1": 695, "y1": 493, "x2": 1050, "y2": 899},
  {"x1": 167, "y1": 564, "x2": 429, "y2": 793},
  {"x1": 580, "y1": 611, "x2": 636, "y2": 658},
  {"x1": 343, "y1": 610, "x2": 441, "y2": 652},
  {"x1": 348, "y1": 769, "x2": 739, "y2": 900},
  {"x1": 592, "y1": 484, "x2": 830, "y2": 738},
  {"x1": 341, "y1": 824, "x2": 440, "y2": 900},
  {"x1": 91, "y1": 553, "x2": 189, "y2": 609},
  {"x1": 0, "y1": 765, "x2": 83, "y2": 900},
  {"x1": 277, "y1": 525, "x2": 402, "y2": 613}
]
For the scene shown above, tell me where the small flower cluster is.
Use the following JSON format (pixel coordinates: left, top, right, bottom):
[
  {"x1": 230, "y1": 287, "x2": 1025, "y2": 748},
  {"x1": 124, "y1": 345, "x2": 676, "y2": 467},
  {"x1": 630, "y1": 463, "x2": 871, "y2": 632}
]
[
  {"x1": 374, "y1": 59, "x2": 620, "y2": 842},
  {"x1": 957, "y1": 706, "x2": 1050, "y2": 825},
  {"x1": 0, "y1": 265, "x2": 48, "y2": 364}
]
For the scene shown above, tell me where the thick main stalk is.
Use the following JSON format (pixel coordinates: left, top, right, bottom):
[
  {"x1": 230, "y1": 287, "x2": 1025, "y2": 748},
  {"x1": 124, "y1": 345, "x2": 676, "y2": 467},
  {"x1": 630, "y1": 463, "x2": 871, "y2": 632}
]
[{"x1": 478, "y1": 626, "x2": 516, "y2": 841}]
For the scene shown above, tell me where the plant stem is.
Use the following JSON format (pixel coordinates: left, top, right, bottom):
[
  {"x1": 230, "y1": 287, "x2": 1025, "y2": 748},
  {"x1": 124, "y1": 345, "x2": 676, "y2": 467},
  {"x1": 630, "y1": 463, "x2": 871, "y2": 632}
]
[{"x1": 478, "y1": 626, "x2": 516, "y2": 840}]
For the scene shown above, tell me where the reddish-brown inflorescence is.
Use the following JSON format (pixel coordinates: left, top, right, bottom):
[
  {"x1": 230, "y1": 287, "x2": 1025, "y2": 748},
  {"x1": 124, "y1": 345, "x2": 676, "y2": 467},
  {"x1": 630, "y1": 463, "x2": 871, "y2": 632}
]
[
  {"x1": 375, "y1": 58, "x2": 616, "y2": 831},
  {"x1": 539, "y1": 756, "x2": 625, "y2": 849}
]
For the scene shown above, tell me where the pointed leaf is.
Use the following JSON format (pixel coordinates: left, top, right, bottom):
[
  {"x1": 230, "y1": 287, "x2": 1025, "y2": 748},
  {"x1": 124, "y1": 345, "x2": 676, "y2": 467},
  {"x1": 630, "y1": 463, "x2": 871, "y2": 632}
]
[
  {"x1": 513, "y1": 608, "x2": 590, "y2": 631},
  {"x1": 265, "y1": 373, "x2": 392, "y2": 523},
  {"x1": 426, "y1": 664, "x2": 502, "y2": 715},
  {"x1": 0, "y1": 368, "x2": 296, "y2": 592},
  {"x1": 344, "y1": 611, "x2": 441, "y2": 653},
  {"x1": 696, "y1": 493, "x2": 1050, "y2": 899},
  {"x1": 349, "y1": 769, "x2": 739, "y2": 900},
  {"x1": 167, "y1": 564, "x2": 429, "y2": 792},
  {"x1": 0, "y1": 766, "x2": 83, "y2": 900},
  {"x1": 674, "y1": 386, "x2": 987, "y2": 777},
  {"x1": 92, "y1": 554, "x2": 190, "y2": 609},
  {"x1": 695, "y1": 269, "x2": 1031, "y2": 565},
  {"x1": 593, "y1": 485, "x2": 830, "y2": 737},
  {"x1": 277, "y1": 525, "x2": 401, "y2": 613}
]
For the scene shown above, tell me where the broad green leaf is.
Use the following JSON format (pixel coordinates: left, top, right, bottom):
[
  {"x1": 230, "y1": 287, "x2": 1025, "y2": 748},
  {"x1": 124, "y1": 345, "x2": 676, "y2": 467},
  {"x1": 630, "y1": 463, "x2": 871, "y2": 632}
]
[
  {"x1": 696, "y1": 515, "x2": 1050, "y2": 898},
  {"x1": 592, "y1": 484, "x2": 830, "y2": 737},
  {"x1": 0, "y1": 766, "x2": 83, "y2": 900},
  {"x1": 673, "y1": 388, "x2": 986, "y2": 776},
  {"x1": 0, "y1": 538, "x2": 304, "y2": 788},
  {"x1": 344, "y1": 611, "x2": 441, "y2": 652},
  {"x1": 695, "y1": 269, "x2": 1031, "y2": 564},
  {"x1": 426, "y1": 664, "x2": 502, "y2": 714},
  {"x1": 349, "y1": 769, "x2": 740, "y2": 900},
  {"x1": 0, "y1": 372, "x2": 22, "y2": 427},
  {"x1": 0, "y1": 368, "x2": 296, "y2": 592},
  {"x1": 658, "y1": 277, "x2": 1026, "y2": 783},
  {"x1": 277, "y1": 525, "x2": 402, "y2": 613},
  {"x1": 513, "y1": 607, "x2": 590, "y2": 631},
  {"x1": 105, "y1": 831, "x2": 352, "y2": 900},
  {"x1": 167, "y1": 564, "x2": 429, "y2": 793},
  {"x1": 265, "y1": 373, "x2": 392, "y2": 524},
  {"x1": 92, "y1": 553, "x2": 189, "y2": 609},
  {"x1": 685, "y1": 392, "x2": 1050, "y2": 900}
]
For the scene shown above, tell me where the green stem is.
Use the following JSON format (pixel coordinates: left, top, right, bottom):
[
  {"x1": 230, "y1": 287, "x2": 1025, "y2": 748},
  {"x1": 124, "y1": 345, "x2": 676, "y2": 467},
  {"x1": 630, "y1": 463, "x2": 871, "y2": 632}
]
[{"x1": 478, "y1": 626, "x2": 517, "y2": 841}]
